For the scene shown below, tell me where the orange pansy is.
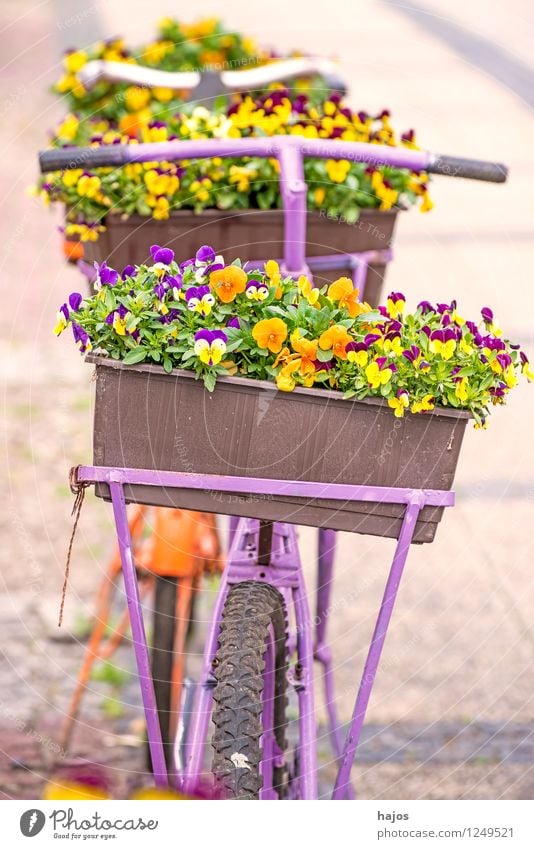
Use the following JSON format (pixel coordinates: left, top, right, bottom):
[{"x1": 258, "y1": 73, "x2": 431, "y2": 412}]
[
  {"x1": 327, "y1": 277, "x2": 363, "y2": 318},
  {"x1": 252, "y1": 318, "x2": 288, "y2": 353},
  {"x1": 291, "y1": 330, "x2": 318, "y2": 374},
  {"x1": 318, "y1": 325, "x2": 352, "y2": 360},
  {"x1": 209, "y1": 265, "x2": 247, "y2": 303}
]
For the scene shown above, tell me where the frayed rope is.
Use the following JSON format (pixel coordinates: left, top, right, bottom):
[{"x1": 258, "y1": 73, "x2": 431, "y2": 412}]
[{"x1": 59, "y1": 467, "x2": 89, "y2": 628}]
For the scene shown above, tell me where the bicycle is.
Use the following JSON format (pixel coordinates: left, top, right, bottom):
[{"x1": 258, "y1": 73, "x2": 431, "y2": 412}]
[{"x1": 40, "y1": 133, "x2": 507, "y2": 799}]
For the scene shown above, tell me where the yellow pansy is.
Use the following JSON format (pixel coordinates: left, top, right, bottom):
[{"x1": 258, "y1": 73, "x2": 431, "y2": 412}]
[
  {"x1": 298, "y1": 275, "x2": 319, "y2": 305},
  {"x1": 388, "y1": 390, "x2": 410, "y2": 418},
  {"x1": 63, "y1": 50, "x2": 87, "y2": 73},
  {"x1": 125, "y1": 86, "x2": 151, "y2": 112},
  {"x1": 365, "y1": 359, "x2": 394, "y2": 389},
  {"x1": 411, "y1": 394, "x2": 435, "y2": 414},
  {"x1": 325, "y1": 159, "x2": 351, "y2": 184}
]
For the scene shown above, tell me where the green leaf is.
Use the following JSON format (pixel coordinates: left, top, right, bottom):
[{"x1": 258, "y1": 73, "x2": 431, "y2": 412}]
[
  {"x1": 316, "y1": 348, "x2": 333, "y2": 363},
  {"x1": 203, "y1": 372, "x2": 216, "y2": 392},
  {"x1": 355, "y1": 311, "x2": 382, "y2": 323},
  {"x1": 163, "y1": 357, "x2": 173, "y2": 373},
  {"x1": 122, "y1": 348, "x2": 147, "y2": 365}
]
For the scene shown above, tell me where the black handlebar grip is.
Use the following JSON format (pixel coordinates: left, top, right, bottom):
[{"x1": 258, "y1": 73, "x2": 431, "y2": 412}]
[
  {"x1": 428, "y1": 154, "x2": 508, "y2": 183},
  {"x1": 39, "y1": 145, "x2": 129, "y2": 173}
]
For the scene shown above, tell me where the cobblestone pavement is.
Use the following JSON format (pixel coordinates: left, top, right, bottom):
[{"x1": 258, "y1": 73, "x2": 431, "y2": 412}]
[{"x1": 1, "y1": 0, "x2": 533, "y2": 799}]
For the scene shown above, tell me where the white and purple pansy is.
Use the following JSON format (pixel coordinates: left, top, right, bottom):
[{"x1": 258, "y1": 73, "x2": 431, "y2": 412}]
[
  {"x1": 245, "y1": 280, "x2": 270, "y2": 302},
  {"x1": 186, "y1": 285, "x2": 215, "y2": 316},
  {"x1": 192, "y1": 245, "x2": 224, "y2": 283},
  {"x1": 194, "y1": 329, "x2": 227, "y2": 366}
]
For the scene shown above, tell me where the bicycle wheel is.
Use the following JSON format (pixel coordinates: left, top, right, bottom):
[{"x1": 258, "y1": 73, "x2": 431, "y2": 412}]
[{"x1": 211, "y1": 581, "x2": 288, "y2": 799}]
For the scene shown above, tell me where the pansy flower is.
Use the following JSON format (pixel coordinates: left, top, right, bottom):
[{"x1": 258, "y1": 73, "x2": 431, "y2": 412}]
[
  {"x1": 276, "y1": 358, "x2": 301, "y2": 392},
  {"x1": 193, "y1": 245, "x2": 224, "y2": 283},
  {"x1": 185, "y1": 285, "x2": 215, "y2": 316},
  {"x1": 318, "y1": 325, "x2": 352, "y2": 360},
  {"x1": 105, "y1": 304, "x2": 130, "y2": 336},
  {"x1": 328, "y1": 277, "x2": 365, "y2": 318},
  {"x1": 121, "y1": 264, "x2": 137, "y2": 280},
  {"x1": 388, "y1": 388, "x2": 409, "y2": 418},
  {"x1": 346, "y1": 341, "x2": 369, "y2": 367},
  {"x1": 365, "y1": 357, "x2": 396, "y2": 388},
  {"x1": 54, "y1": 303, "x2": 70, "y2": 336},
  {"x1": 412, "y1": 394, "x2": 435, "y2": 414},
  {"x1": 520, "y1": 352, "x2": 534, "y2": 381},
  {"x1": 264, "y1": 260, "x2": 283, "y2": 298},
  {"x1": 297, "y1": 275, "x2": 319, "y2": 306},
  {"x1": 245, "y1": 280, "x2": 270, "y2": 302},
  {"x1": 164, "y1": 274, "x2": 183, "y2": 299},
  {"x1": 210, "y1": 265, "x2": 247, "y2": 303},
  {"x1": 94, "y1": 260, "x2": 119, "y2": 289},
  {"x1": 194, "y1": 329, "x2": 227, "y2": 366},
  {"x1": 386, "y1": 291, "x2": 405, "y2": 319},
  {"x1": 418, "y1": 300, "x2": 435, "y2": 314},
  {"x1": 429, "y1": 328, "x2": 456, "y2": 360},
  {"x1": 364, "y1": 332, "x2": 381, "y2": 348},
  {"x1": 402, "y1": 344, "x2": 420, "y2": 364},
  {"x1": 150, "y1": 244, "x2": 174, "y2": 265},
  {"x1": 72, "y1": 322, "x2": 92, "y2": 353},
  {"x1": 252, "y1": 317, "x2": 288, "y2": 353},
  {"x1": 290, "y1": 330, "x2": 318, "y2": 374}
]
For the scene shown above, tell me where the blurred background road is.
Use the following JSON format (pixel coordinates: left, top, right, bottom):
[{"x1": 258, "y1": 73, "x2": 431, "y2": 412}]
[{"x1": 1, "y1": 0, "x2": 533, "y2": 799}]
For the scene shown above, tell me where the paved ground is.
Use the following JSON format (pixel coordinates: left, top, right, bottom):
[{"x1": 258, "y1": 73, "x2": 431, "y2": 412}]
[{"x1": 1, "y1": 0, "x2": 533, "y2": 799}]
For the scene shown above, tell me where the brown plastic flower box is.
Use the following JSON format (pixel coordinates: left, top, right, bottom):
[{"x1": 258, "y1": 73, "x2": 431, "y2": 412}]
[
  {"x1": 83, "y1": 208, "x2": 399, "y2": 306},
  {"x1": 88, "y1": 354, "x2": 469, "y2": 543}
]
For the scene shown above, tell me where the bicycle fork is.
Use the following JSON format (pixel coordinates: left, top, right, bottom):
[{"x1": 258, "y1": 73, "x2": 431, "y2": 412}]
[{"x1": 182, "y1": 518, "x2": 318, "y2": 800}]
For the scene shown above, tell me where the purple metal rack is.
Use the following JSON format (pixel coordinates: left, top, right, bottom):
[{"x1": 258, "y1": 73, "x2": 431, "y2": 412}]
[{"x1": 74, "y1": 464, "x2": 454, "y2": 799}]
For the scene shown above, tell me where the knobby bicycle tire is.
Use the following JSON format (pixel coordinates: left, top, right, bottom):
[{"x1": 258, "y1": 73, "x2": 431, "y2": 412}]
[{"x1": 211, "y1": 581, "x2": 289, "y2": 799}]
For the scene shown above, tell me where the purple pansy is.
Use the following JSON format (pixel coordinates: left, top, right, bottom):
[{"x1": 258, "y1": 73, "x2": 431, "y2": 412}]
[
  {"x1": 68, "y1": 292, "x2": 82, "y2": 312},
  {"x1": 363, "y1": 333, "x2": 381, "y2": 347},
  {"x1": 195, "y1": 245, "x2": 216, "y2": 266},
  {"x1": 481, "y1": 307, "x2": 493, "y2": 324},
  {"x1": 375, "y1": 356, "x2": 397, "y2": 372},
  {"x1": 121, "y1": 264, "x2": 136, "y2": 280},
  {"x1": 150, "y1": 244, "x2": 174, "y2": 265},
  {"x1": 153, "y1": 281, "x2": 168, "y2": 300},
  {"x1": 227, "y1": 316, "x2": 241, "y2": 329},
  {"x1": 71, "y1": 322, "x2": 91, "y2": 353},
  {"x1": 95, "y1": 260, "x2": 119, "y2": 288},
  {"x1": 418, "y1": 300, "x2": 434, "y2": 314},
  {"x1": 497, "y1": 353, "x2": 512, "y2": 370},
  {"x1": 179, "y1": 257, "x2": 195, "y2": 274},
  {"x1": 402, "y1": 344, "x2": 420, "y2": 363}
]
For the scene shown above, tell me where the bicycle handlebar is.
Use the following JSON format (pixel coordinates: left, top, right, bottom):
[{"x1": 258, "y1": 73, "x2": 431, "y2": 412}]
[
  {"x1": 427, "y1": 153, "x2": 507, "y2": 183},
  {"x1": 78, "y1": 57, "x2": 347, "y2": 95},
  {"x1": 39, "y1": 137, "x2": 508, "y2": 184}
]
